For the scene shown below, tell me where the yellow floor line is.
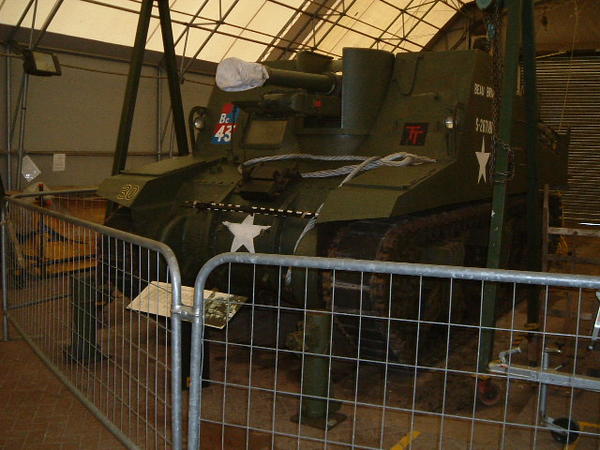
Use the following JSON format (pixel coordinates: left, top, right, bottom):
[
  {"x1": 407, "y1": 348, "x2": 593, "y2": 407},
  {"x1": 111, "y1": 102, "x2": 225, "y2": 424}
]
[
  {"x1": 578, "y1": 421, "x2": 600, "y2": 429},
  {"x1": 391, "y1": 431, "x2": 421, "y2": 450},
  {"x1": 564, "y1": 421, "x2": 600, "y2": 450}
]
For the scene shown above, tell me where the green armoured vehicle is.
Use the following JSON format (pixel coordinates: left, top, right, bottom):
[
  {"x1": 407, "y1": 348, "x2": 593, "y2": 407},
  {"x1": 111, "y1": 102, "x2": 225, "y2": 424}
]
[
  {"x1": 95, "y1": 47, "x2": 567, "y2": 420},
  {"x1": 99, "y1": 46, "x2": 565, "y2": 296}
]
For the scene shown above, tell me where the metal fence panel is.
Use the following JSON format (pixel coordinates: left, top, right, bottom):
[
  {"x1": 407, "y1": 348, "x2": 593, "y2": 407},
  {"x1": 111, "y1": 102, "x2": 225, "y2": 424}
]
[
  {"x1": 2, "y1": 191, "x2": 183, "y2": 450},
  {"x1": 185, "y1": 253, "x2": 600, "y2": 449}
]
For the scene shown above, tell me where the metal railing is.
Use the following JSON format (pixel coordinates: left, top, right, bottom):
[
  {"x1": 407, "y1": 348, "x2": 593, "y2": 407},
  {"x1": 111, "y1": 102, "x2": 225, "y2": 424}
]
[
  {"x1": 2, "y1": 190, "x2": 183, "y2": 449},
  {"x1": 4, "y1": 190, "x2": 600, "y2": 449},
  {"x1": 184, "y1": 253, "x2": 600, "y2": 449}
]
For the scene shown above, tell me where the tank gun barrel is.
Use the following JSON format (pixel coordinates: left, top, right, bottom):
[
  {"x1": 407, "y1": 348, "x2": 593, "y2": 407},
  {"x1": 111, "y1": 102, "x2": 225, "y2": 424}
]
[
  {"x1": 215, "y1": 57, "x2": 337, "y2": 93},
  {"x1": 265, "y1": 67, "x2": 337, "y2": 93}
]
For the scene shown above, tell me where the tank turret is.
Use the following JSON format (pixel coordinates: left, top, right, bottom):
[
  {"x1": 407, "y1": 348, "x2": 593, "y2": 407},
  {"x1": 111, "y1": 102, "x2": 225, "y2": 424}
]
[{"x1": 205, "y1": 48, "x2": 397, "y2": 151}]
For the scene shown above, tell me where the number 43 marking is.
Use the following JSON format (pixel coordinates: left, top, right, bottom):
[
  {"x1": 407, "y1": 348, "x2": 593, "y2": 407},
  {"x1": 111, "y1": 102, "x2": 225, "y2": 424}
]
[{"x1": 214, "y1": 124, "x2": 234, "y2": 142}]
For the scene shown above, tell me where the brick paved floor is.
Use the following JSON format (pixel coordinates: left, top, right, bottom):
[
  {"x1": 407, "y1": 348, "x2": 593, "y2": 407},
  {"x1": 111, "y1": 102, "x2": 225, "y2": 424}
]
[{"x1": 0, "y1": 322, "x2": 125, "y2": 450}]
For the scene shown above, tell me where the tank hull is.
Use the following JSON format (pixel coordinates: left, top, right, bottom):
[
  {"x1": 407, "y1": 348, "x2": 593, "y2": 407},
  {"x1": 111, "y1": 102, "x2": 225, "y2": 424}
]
[{"x1": 97, "y1": 47, "x2": 567, "y2": 355}]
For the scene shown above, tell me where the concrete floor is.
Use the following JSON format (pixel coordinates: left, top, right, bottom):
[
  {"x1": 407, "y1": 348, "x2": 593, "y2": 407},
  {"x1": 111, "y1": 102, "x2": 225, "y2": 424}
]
[{"x1": 0, "y1": 320, "x2": 124, "y2": 450}]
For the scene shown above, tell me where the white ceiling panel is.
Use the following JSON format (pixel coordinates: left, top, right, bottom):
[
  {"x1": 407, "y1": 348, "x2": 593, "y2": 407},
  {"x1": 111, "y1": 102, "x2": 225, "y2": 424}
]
[{"x1": 0, "y1": 0, "x2": 469, "y2": 65}]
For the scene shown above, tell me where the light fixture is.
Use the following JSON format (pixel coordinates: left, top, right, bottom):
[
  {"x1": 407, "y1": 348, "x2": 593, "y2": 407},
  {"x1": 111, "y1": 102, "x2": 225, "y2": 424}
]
[{"x1": 22, "y1": 49, "x2": 61, "y2": 76}]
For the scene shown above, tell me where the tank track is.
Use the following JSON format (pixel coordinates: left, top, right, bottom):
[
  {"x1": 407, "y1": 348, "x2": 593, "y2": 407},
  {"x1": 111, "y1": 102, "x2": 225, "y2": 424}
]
[{"x1": 324, "y1": 198, "x2": 527, "y2": 364}]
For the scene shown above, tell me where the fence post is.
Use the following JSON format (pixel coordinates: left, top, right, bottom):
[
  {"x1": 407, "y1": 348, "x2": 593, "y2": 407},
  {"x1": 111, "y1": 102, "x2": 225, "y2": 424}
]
[
  {"x1": 2, "y1": 205, "x2": 9, "y2": 341},
  {"x1": 166, "y1": 249, "x2": 184, "y2": 450},
  {"x1": 171, "y1": 300, "x2": 185, "y2": 450}
]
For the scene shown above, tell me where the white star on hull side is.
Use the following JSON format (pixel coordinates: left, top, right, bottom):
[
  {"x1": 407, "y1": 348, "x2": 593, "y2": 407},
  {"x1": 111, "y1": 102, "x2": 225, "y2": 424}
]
[
  {"x1": 222, "y1": 214, "x2": 271, "y2": 253},
  {"x1": 476, "y1": 136, "x2": 490, "y2": 183}
]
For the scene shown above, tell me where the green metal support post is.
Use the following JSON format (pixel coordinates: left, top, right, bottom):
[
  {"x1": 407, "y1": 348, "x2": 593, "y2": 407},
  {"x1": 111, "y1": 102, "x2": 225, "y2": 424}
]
[
  {"x1": 479, "y1": 0, "x2": 524, "y2": 371},
  {"x1": 295, "y1": 313, "x2": 344, "y2": 429},
  {"x1": 106, "y1": 0, "x2": 197, "y2": 389},
  {"x1": 111, "y1": 0, "x2": 153, "y2": 176},
  {"x1": 522, "y1": 0, "x2": 542, "y2": 324},
  {"x1": 156, "y1": 0, "x2": 189, "y2": 157},
  {"x1": 291, "y1": 232, "x2": 345, "y2": 429},
  {"x1": 112, "y1": 0, "x2": 189, "y2": 177}
]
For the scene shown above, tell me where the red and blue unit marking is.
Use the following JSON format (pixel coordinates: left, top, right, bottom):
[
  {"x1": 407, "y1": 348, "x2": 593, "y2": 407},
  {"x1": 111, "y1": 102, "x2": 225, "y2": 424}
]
[{"x1": 212, "y1": 103, "x2": 240, "y2": 144}]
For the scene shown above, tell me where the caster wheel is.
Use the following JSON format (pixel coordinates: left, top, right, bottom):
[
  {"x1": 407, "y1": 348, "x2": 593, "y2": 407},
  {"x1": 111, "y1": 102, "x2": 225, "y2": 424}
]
[
  {"x1": 550, "y1": 417, "x2": 579, "y2": 444},
  {"x1": 476, "y1": 379, "x2": 501, "y2": 406}
]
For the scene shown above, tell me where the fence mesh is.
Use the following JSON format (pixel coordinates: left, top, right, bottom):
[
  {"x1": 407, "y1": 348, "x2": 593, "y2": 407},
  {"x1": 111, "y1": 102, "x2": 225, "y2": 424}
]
[
  {"x1": 3, "y1": 192, "x2": 178, "y2": 449},
  {"x1": 187, "y1": 255, "x2": 600, "y2": 449},
  {"x1": 4, "y1": 192, "x2": 600, "y2": 449}
]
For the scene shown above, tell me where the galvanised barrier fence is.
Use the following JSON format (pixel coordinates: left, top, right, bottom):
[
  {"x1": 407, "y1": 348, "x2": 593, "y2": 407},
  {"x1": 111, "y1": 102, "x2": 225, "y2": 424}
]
[
  {"x1": 2, "y1": 190, "x2": 184, "y2": 449},
  {"x1": 185, "y1": 253, "x2": 600, "y2": 449},
  {"x1": 3, "y1": 190, "x2": 600, "y2": 449}
]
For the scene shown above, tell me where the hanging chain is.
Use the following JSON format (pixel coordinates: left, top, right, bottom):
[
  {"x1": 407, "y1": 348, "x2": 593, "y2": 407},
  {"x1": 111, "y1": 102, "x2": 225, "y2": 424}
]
[{"x1": 484, "y1": 1, "x2": 505, "y2": 181}]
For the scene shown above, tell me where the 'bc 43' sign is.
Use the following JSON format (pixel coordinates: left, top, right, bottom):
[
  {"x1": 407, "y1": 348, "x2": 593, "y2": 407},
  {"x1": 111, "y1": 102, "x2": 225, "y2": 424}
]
[{"x1": 211, "y1": 103, "x2": 240, "y2": 144}]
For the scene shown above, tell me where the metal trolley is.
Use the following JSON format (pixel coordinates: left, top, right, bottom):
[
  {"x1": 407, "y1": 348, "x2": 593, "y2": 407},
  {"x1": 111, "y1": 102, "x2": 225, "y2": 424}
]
[{"x1": 489, "y1": 292, "x2": 600, "y2": 445}]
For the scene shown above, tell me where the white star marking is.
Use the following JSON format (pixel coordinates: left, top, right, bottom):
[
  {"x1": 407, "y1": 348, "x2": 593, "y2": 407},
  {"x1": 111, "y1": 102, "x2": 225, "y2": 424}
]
[
  {"x1": 475, "y1": 136, "x2": 490, "y2": 183},
  {"x1": 222, "y1": 215, "x2": 271, "y2": 253}
]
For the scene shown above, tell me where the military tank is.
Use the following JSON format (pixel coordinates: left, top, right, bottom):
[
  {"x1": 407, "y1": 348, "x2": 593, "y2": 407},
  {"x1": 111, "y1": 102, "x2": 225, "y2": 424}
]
[
  {"x1": 103, "y1": 51, "x2": 567, "y2": 360},
  {"x1": 100, "y1": 47, "x2": 564, "y2": 296},
  {"x1": 95, "y1": 47, "x2": 567, "y2": 422}
]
